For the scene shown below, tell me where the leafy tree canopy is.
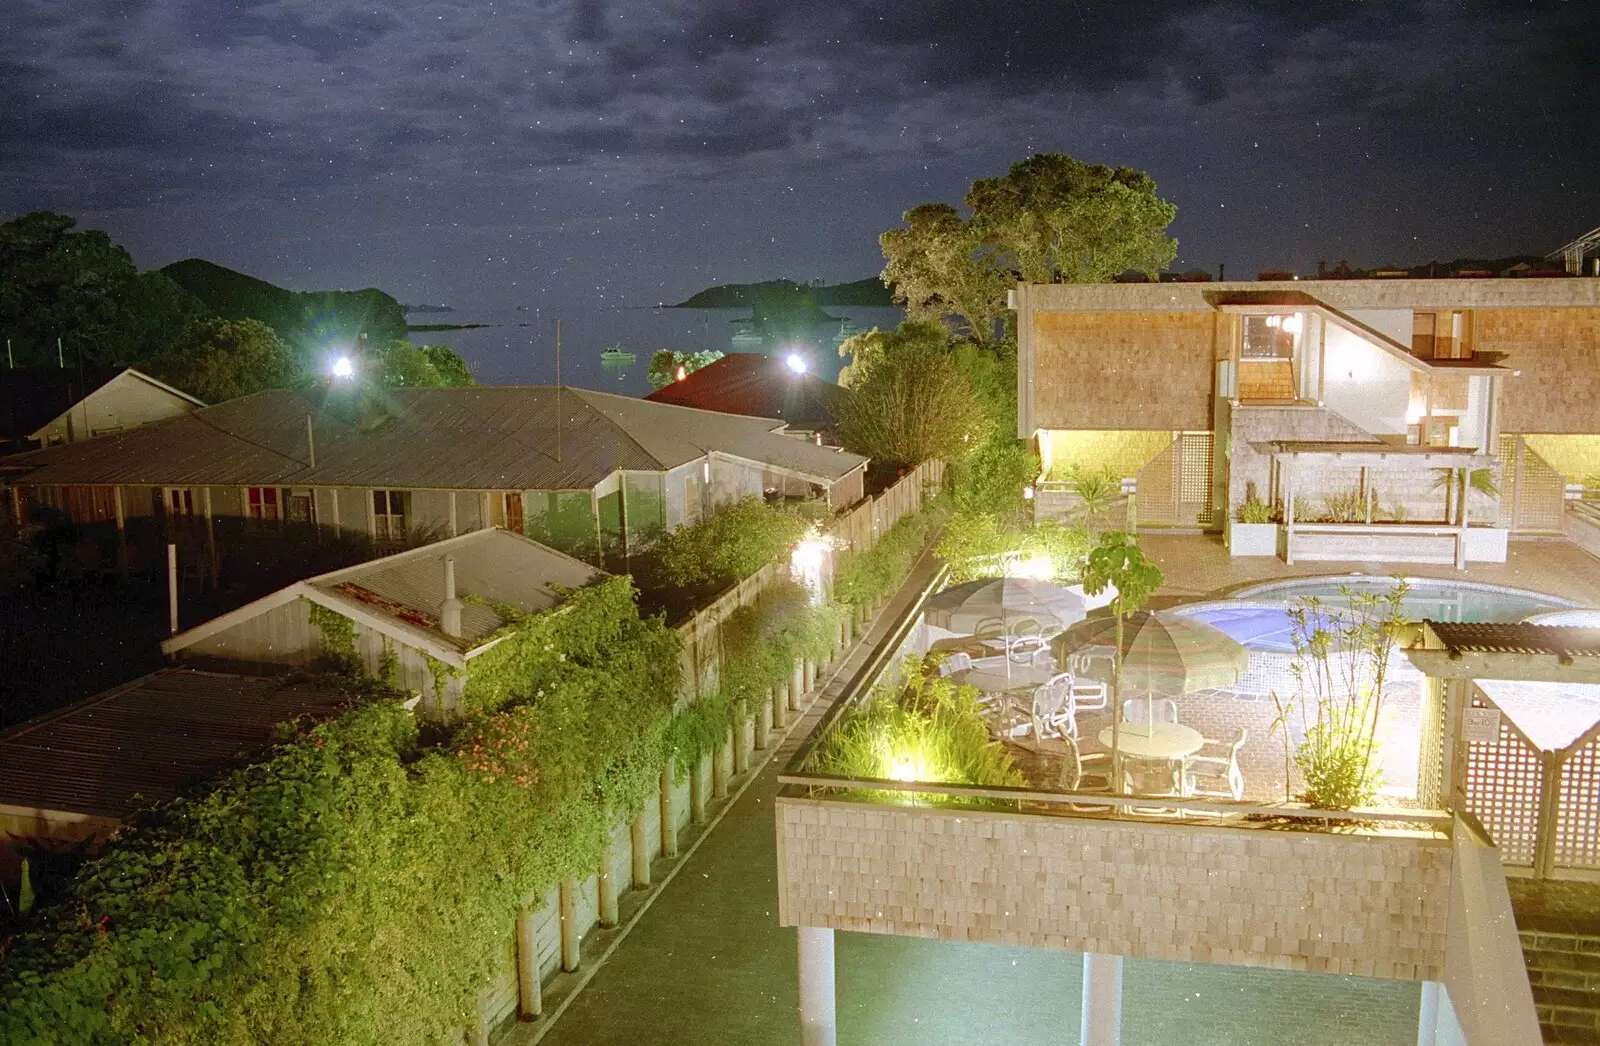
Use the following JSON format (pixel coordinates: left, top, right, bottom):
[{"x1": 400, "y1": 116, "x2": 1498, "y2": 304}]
[
  {"x1": 146, "y1": 317, "x2": 301, "y2": 403},
  {"x1": 834, "y1": 320, "x2": 990, "y2": 468},
  {"x1": 878, "y1": 152, "x2": 1178, "y2": 340},
  {"x1": 0, "y1": 211, "x2": 205, "y2": 367},
  {"x1": 648, "y1": 349, "x2": 723, "y2": 390},
  {"x1": 967, "y1": 154, "x2": 1178, "y2": 284},
  {"x1": 373, "y1": 339, "x2": 474, "y2": 388}
]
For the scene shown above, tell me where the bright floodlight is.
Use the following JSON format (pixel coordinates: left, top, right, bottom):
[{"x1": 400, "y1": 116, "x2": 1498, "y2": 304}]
[
  {"x1": 785, "y1": 352, "x2": 808, "y2": 374},
  {"x1": 331, "y1": 356, "x2": 355, "y2": 380}
]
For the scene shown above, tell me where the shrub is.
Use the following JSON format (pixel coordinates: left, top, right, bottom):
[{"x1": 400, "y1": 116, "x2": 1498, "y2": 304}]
[
  {"x1": 1237, "y1": 481, "x2": 1273, "y2": 524},
  {"x1": 644, "y1": 497, "x2": 808, "y2": 591},
  {"x1": 808, "y1": 655, "x2": 1023, "y2": 794},
  {"x1": 832, "y1": 499, "x2": 949, "y2": 607},
  {"x1": 1321, "y1": 487, "x2": 1367, "y2": 523}
]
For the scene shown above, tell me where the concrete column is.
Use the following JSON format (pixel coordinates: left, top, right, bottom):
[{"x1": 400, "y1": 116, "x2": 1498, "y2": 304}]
[
  {"x1": 773, "y1": 684, "x2": 789, "y2": 729},
  {"x1": 791, "y1": 662, "x2": 805, "y2": 710},
  {"x1": 515, "y1": 906, "x2": 541, "y2": 1018},
  {"x1": 712, "y1": 734, "x2": 729, "y2": 799},
  {"x1": 1080, "y1": 952, "x2": 1123, "y2": 1046},
  {"x1": 559, "y1": 878, "x2": 580, "y2": 972},
  {"x1": 598, "y1": 832, "x2": 620, "y2": 927},
  {"x1": 690, "y1": 753, "x2": 707, "y2": 824},
  {"x1": 466, "y1": 1014, "x2": 489, "y2": 1046},
  {"x1": 797, "y1": 926, "x2": 837, "y2": 1046},
  {"x1": 659, "y1": 764, "x2": 677, "y2": 859},
  {"x1": 1417, "y1": 981, "x2": 1441, "y2": 1046},
  {"x1": 804, "y1": 659, "x2": 817, "y2": 694},
  {"x1": 841, "y1": 613, "x2": 853, "y2": 649},
  {"x1": 630, "y1": 812, "x2": 650, "y2": 888},
  {"x1": 756, "y1": 692, "x2": 772, "y2": 750},
  {"x1": 734, "y1": 705, "x2": 749, "y2": 774}
]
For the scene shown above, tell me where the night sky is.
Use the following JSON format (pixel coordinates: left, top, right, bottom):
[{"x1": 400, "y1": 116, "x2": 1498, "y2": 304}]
[{"x1": 3, "y1": 1, "x2": 1598, "y2": 309}]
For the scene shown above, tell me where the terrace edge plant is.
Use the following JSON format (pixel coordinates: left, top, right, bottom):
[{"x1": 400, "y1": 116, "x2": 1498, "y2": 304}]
[
  {"x1": 1236, "y1": 481, "x2": 1273, "y2": 524},
  {"x1": 1081, "y1": 531, "x2": 1164, "y2": 793}
]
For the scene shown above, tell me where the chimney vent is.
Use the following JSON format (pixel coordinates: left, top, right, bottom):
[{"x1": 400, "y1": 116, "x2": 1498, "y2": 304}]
[{"x1": 440, "y1": 556, "x2": 463, "y2": 638}]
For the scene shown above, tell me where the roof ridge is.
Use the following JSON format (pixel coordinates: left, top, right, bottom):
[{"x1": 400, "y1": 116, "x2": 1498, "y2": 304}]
[{"x1": 563, "y1": 387, "x2": 680, "y2": 468}]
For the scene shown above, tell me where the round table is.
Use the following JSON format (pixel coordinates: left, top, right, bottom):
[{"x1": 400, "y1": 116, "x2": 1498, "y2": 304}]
[
  {"x1": 1098, "y1": 722, "x2": 1204, "y2": 796},
  {"x1": 1097, "y1": 722, "x2": 1204, "y2": 760},
  {"x1": 951, "y1": 662, "x2": 1058, "y2": 693}
]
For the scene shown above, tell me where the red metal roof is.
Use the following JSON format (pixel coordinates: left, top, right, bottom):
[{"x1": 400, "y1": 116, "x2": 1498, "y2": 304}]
[{"x1": 645, "y1": 353, "x2": 843, "y2": 433}]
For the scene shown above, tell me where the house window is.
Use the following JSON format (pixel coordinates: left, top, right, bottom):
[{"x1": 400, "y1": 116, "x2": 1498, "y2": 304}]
[
  {"x1": 373, "y1": 490, "x2": 409, "y2": 542},
  {"x1": 247, "y1": 487, "x2": 281, "y2": 522},
  {"x1": 286, "y1": 489, "x2": 316, "y2": 524},
  {"x1": 504, "y1": 492, "x2": 524, "y2": 535},
  {"x1": 163, "y1": 488, "x2": 196, "y2": 522},
  {"x1": 1240, "y1": 314, "x2": 1301, "y2": 359}
]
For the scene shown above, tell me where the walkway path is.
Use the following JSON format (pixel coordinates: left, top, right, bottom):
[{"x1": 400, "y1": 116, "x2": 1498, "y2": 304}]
[{"x1": 529, "y1": 553, "x2": 1424, "y2": 1046}]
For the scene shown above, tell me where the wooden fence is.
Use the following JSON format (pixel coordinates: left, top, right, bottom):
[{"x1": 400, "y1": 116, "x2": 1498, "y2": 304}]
[{"x1": 468, "y1": 459, "x2": 946, "y2": 1042}]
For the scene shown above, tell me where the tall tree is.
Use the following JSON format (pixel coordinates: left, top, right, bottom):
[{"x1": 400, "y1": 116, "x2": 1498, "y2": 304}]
[
  {"x1": 146, "y1": 318, "x2": 299, "y2": 403},
  {"x1": 0, "y1": 211, "x2": 203, "y2": 366},
  {"x1": 879, "y1": 203, "x2": 1010, "y2": 346},
  {"x1": 967, "y1": 154, "x2": 1178, "y2": 284},
  {"x1": 834, "y1": 321, "x2": 990, "y2": 467},
  {"x1": 1081, "y1": 531, "x2": 1165, "y2": 793},
  {"x1": 878, "y1": 153, "x2": 1179, "y2": 339}
]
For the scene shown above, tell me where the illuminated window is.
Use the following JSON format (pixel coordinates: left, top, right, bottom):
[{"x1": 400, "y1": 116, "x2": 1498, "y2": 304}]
[
  {"x1": 1241, "y1": 314, "x2": 1300, "y2": 359},
  {"x1": 373, "y1": 490, "x2": 409, "y2": 542},
  {"x1": 246, "y1": 486, "x2": 281, "y2": 522},
  {"x1": 163, "y1": 487, "x2": 195, "y2": 521}
]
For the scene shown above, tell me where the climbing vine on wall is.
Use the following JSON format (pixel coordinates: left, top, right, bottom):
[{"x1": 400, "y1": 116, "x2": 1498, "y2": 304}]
[{"x1": 308, "y1": 599, "x2": 361, "y2": 674}]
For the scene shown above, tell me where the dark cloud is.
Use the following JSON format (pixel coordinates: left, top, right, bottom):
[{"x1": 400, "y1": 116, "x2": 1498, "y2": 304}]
[{"x1": 0, "y1": 0, "x2": 1595, "y2": 308}]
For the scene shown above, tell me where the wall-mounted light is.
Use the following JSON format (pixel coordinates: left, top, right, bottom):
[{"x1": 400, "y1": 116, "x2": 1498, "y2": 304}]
[
  {"x1": 1023, "y1": 485, "x2": 1035, "y2": 501},
  {"x1": 331, "y1": 355, "x2": 355, "y2": 380},
  {"x1": 785, "y1": 352, "x2": 809, "y2": 374}
]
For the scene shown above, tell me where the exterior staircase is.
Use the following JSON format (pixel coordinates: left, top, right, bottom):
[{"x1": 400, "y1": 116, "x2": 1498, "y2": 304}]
[{"x1": 1520, "y1": 929, "x2": 1600, "y2": 1043}]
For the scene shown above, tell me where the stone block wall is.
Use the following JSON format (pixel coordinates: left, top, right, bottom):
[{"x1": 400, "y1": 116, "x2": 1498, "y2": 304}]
[{"x1": 777, "y1": 798, "x2": 1451, "y2": 980}]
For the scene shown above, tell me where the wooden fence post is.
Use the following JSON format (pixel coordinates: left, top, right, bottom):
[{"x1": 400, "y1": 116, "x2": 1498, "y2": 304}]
[
  {"x1": 756, "y1": 692, "x2": 772, "y2": 750},
  {"x1": 712, "y1": 732, "x2": 729, "y2": 799},
  {"x1": 630, "y1": 812, "x2": 650, "y2": 888},
  {"x1": 559, "y1": 878, "x2": 580, "y2": 972},
  {"x1": 1535, "y1": 751, "x2": 1562, "y2": 879},
  {"x1": 599, "y1": 832, "x2": 620, "y2": 927},
  {"x1": 516, "y1": 906, "x2": 542, "y2": 1019},
  {"x1": 660, "y1": 763, "x2": 678, "y2": 859},
  {"x1": 732, "y1": 710, "x2": 748, "y2": 774},
  {"x1": 690, "y1": 753, "x2": 708, "y2": 823}
]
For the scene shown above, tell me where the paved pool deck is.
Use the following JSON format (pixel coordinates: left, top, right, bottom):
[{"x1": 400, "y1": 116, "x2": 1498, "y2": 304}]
[
  {"x1": 1139, "y1": 532, "x2": 1600, "y2": 606},
  {"x1": 531, "y1": 552, "x2": 1426, "y2": 1046}
]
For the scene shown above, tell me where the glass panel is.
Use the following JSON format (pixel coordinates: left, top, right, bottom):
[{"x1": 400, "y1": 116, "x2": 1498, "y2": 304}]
[
  {"x1": 1241, "y1": 314, "x2": 1300, "y2": 360},
  {"x1": 528, "y1": 491, "x2": 598, "y2": 559},
  {"x1": 623, "y1": 473, "x2": 666, "y2": 544},
  {"x1": 597, "y1": 489, "x2": 623, "y2": 563}
]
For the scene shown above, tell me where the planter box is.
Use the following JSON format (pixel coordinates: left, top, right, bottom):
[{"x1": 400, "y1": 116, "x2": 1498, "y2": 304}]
[
  {"x1": 1462, "y1": 527, "x2": 1509, "y2": 563},
  {"x1": 1227, "y1": 521, "x2": 1279, "y2": 557}
]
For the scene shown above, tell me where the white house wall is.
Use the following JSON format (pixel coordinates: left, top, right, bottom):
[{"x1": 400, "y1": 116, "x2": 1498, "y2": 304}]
[
  {"x1": 180, "y1": 597, "x2": 319, "y2": 666},
  {"x1": 1342, "y1": 309, "x2": 1415, "y2": 350},
  {"x1": 1321, "y1": 324, "x2": 1414, "y2": 437},
  {"x1": 33, "y1": 372, "x2": 201, "y2": 445}
]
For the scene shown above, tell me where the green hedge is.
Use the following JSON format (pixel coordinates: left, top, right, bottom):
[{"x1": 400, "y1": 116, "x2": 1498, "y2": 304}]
[
  {"x1": 831, "y1": 498, "x2": 950, "y2": 608},
  {"x1": 0, "y1": 578, "x2": 679, "y2": 1045}
]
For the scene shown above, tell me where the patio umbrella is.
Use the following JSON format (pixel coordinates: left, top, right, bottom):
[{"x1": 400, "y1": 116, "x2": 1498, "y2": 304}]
[
  {"x1": 1051, "y1": 611, "x2": 1248, "y2": 725},
  {"x1": 925, "y1": 577, "x2": 1088, "y2": 637}
]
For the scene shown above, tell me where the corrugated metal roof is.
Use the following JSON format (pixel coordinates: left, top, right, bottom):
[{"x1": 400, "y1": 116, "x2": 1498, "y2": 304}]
[
  {"x1": 0, "y1": 669, "x2": 352, "y2": 820},
  {"x1": 1, "y1": 385, "x2": 866, "y2": 489},
  {"x1": 309, "y1": 528, "x2": 600, "y2": 649},
  {"x1": 1426, "y1": 621, "x2": 1600, "y2": 658},
  {"x1": 165, "y1": 528, "x2": 605, "y2": 658},
  {"x1": 645, "y1": 353, "x2": 843, "y2": 432}
]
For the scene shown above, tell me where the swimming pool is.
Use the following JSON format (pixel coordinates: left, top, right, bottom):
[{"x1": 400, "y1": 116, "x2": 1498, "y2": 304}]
[{"x1": 1227, "y1": 575, "x2": 1591, "y2": 625}]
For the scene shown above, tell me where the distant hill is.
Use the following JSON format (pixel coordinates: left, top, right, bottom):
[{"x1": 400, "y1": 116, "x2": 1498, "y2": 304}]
[
  {"x1": 161, "y1": 258, "x2": 408, "y2": 351},
  {"x1": 675, "y1": 277, "x2": 893, "y2": 309}
]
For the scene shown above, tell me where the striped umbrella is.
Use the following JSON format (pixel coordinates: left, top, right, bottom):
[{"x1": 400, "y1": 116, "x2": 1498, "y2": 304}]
[
  {"x1": 925, "y1": 578, "x2": 1088, "y2": 638},
  {"x1": 1051, "y1": 611, "x2": 1248, "y2": 699}
]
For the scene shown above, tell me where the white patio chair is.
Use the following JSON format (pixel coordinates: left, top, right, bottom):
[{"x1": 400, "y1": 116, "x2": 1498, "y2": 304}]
[
  {"x1": 1068, "y1": 674, "x2": 1108, "y2": 713},
  {"x1": 1028, "y1": 675, "x2": 1077, "y2": 740},
  {"x1": 1184, "y1": 728, "x2": 1248, "y2": 801},
  {"x1": 1122, "y1": 697, "x2": 1177, "y2": 724},
  {"x1": 1025, "y1": 732, "x2": 1113, "y2": 796},
  {"x1": 937, "y1": 652, "x2": 974, "y2": 678}
]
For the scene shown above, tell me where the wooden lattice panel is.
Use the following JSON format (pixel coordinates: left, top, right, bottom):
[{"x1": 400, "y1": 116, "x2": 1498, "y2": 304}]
[
  {"x1": 1177, "y1": 432, "x2": 1215, "y2": 525},
  {"x1": 1502, "y1": 435, "x2": 1568, "y2": 533},
  {"x1": 1136, "y1": 440, "x2": 1178, "y2": 525},
  {"x1": 1558, "y1": 735, "x2": 1600, "y2": 870},
  {"x1": 1464, "y1": 695, "x2": 1543, "y2": 866}
]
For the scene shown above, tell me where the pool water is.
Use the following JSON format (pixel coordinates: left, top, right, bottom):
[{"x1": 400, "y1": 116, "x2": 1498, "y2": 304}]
[{"x1": 1228, "y1": 575, "x2": 1590, "y2": 625}]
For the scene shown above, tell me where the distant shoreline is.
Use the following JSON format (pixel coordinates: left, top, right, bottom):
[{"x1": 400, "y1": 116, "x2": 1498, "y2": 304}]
[{"x1": 407, "y1": 323, "x2": 491, "y2": 332}]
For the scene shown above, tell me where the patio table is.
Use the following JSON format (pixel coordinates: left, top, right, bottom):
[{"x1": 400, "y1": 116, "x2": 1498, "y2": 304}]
[
  {"x1": 1098, "y1": 723, "x2": 1204, "y2": 795},
  {"x1": 950, "y1": 661, "x2": 1058, "y2": 693}
]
